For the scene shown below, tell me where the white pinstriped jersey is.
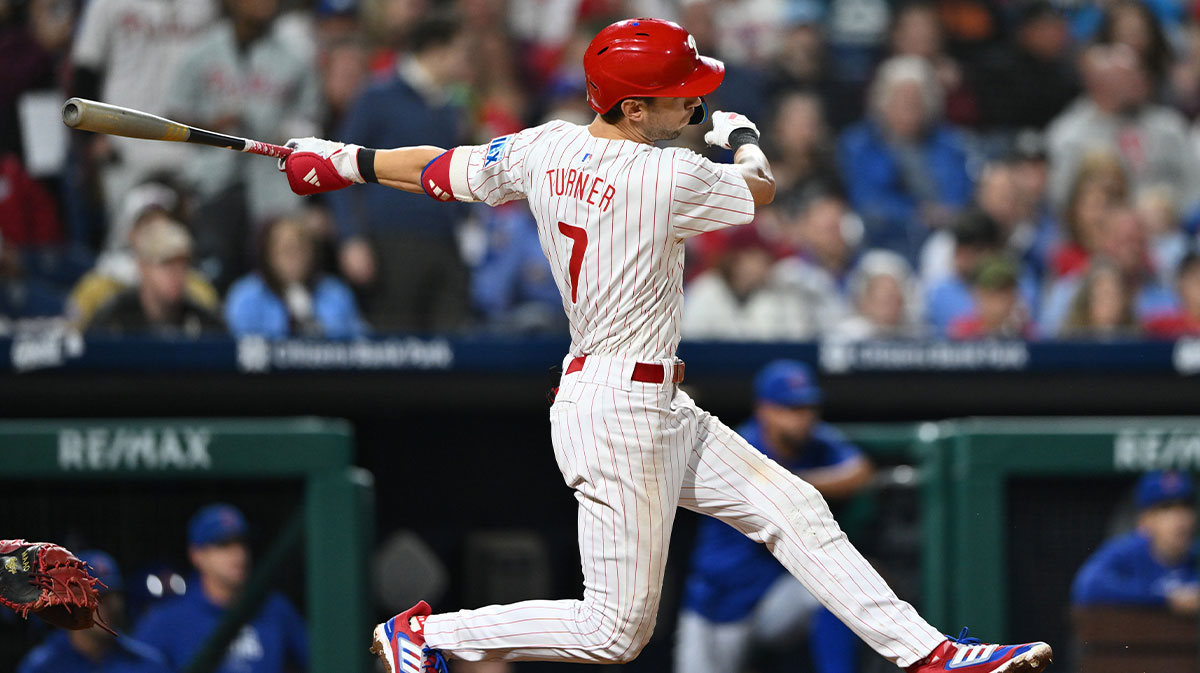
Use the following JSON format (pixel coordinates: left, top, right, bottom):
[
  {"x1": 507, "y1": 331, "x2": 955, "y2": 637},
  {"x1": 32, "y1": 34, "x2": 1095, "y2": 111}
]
[{"x1": 444, "y1": 121, "x2": 754, "y2": 361}]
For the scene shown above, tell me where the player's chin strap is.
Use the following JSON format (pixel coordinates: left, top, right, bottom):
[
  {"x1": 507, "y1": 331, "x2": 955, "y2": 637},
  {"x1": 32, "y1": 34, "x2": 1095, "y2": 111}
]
[{"x1": 689, "y1": 98, "x2": 709, "y2": 125}]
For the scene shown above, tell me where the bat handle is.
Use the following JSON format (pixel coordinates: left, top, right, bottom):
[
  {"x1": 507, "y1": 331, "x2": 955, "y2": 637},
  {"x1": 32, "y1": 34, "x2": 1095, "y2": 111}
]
[{"x1": 242, "y1": 139, "x2": 294, "y2": 159}]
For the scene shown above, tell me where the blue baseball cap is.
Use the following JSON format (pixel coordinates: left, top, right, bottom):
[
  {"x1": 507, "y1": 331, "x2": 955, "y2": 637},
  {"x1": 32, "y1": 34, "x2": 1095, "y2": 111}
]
[
  {"x1": 188, "y1": 503, "x2": 249, "y2": 547},
  {"x1": 77, "y1": 550, "x2": 123, "y2": 594},
  {"x1": 1136, "y1": 471, "x2": 1196, "y2": 509},
  {"x1": 754, "y1": 360, "x2": 823, "y2": 407}
]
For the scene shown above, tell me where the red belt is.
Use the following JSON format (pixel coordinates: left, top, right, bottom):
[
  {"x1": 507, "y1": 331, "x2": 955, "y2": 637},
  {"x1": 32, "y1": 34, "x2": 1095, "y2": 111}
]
[{"x1": 564, "y1": 356, "x2": 685, "y2": 384}]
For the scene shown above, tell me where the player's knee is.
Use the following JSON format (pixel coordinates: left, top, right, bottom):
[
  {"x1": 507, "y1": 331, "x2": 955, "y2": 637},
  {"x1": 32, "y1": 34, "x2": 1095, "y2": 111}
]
[
  {"x1": 590, "y1": 609, "x2": 656, "y2": 663},
  {"x1": 594, "y1": 628, "x2": 652, "y2": 664}
]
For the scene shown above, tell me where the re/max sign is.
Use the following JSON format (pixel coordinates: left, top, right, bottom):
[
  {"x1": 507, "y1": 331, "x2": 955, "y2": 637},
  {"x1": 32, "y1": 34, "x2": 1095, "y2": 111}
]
[
  {"x1": 1114, "y1": 429, "x2": 1200, "y2": 471},
  {"x1": 58, "y1": 427, "x2": 213, "y2": 471}
]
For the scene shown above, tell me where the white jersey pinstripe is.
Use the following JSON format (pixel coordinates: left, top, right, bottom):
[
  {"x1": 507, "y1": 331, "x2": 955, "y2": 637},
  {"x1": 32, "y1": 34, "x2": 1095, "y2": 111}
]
[
  {"x1": 446, "y1": 120, "x2": 754, "y2": 361},
  {"x1": 420, "y1": 121, "x2": 946, "y2": 668}
]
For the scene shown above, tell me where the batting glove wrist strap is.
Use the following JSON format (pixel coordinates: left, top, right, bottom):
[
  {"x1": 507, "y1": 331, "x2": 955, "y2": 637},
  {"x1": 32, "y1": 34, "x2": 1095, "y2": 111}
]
[
  {"x1": 728, "y1": 128, "x2": 760, "y2": 152},
  {"x1": 357, "y1": 148, "x2": 379, "y2": 184}
]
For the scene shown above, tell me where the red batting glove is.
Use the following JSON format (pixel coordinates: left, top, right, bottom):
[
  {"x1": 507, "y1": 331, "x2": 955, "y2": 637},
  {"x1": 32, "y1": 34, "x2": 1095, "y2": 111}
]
[{"x1": 279, "y1": 137, "x2": 366, "y2": 196}]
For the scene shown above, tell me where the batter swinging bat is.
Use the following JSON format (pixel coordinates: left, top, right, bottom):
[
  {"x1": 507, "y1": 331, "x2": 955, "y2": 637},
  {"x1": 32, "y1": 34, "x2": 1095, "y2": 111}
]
[{"x1": 61, "y1": 98, "x2": 293, "y2": 159}]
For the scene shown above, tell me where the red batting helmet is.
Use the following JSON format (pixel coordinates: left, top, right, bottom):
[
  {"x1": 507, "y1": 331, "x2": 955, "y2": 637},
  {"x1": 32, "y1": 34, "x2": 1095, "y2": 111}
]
[{"x1": 583, "y1": 18, "x2": 725, "y2": 115}]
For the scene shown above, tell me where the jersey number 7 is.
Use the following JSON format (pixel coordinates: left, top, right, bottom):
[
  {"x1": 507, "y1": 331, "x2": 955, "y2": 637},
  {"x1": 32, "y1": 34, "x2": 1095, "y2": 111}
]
[{"x1": 557, "y1": 222, "x2": 587, "y2": 304}]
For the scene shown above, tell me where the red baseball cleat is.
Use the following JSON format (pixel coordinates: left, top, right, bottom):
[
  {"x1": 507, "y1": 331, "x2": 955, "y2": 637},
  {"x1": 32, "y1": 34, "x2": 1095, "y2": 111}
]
[
  {"x1": 370, "y1": 601, "x2": 448, "y2": 673},
  {"x1": 908, "y1": 628, "x2": 1053, "y2": 672}
]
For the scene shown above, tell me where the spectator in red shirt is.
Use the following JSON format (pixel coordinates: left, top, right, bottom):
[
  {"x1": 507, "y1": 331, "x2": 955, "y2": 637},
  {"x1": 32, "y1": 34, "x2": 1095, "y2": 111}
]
[
  {"x1": 1145, "y1": 252, "x2": 1200, "y2": 337},
  {"x1": 1051, "y1": 150, "x2": 1127, "y2": 279},
  {"x1": 0, "y1": 153, "x2": 62, "y2": 251}
]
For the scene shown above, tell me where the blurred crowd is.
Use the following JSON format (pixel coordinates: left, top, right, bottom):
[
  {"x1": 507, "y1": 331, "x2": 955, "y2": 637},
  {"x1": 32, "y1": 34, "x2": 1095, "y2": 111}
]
[{"x1": 4, "y1": 0, "x2": 1200, "y2": 341}]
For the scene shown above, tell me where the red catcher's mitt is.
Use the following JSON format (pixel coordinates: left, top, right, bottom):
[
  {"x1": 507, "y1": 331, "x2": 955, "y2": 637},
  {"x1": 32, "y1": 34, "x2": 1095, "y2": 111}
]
[{"x1": 0, "y1": 540, "x2": 115, "y2": 634}]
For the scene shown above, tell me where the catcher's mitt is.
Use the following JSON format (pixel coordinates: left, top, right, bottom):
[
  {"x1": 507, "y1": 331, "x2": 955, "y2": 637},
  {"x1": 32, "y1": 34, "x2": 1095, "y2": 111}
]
[{"x1": 0, "y1": 539, "x2": 115, "y2": 634}]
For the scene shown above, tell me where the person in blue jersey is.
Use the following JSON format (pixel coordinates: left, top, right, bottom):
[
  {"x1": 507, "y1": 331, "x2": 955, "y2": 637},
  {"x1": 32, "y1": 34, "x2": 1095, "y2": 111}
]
[
  {"x1": 134, "y1": 503, "x2": 308, "y2": 673},
  {"x1": 675, "y1": 360, "x2": 874, "y2": 673},
  {"x1": 18, "y1": 550, "x2": 171, "y2": 673},
  {"x1": 1072, "y1": 471, "x2": 1200, "y2": 615}
]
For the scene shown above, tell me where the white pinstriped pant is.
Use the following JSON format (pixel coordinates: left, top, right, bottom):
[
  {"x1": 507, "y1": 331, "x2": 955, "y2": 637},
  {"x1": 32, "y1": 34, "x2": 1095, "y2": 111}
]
[{"x1": 423, "y1": 356, "x2": 945, "y2": 667}]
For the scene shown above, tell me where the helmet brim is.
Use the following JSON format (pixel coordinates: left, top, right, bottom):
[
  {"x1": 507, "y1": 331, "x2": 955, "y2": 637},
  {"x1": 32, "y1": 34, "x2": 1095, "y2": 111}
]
[{"x1": 667, "y1": 55, "x2": 726, "y2": 100}]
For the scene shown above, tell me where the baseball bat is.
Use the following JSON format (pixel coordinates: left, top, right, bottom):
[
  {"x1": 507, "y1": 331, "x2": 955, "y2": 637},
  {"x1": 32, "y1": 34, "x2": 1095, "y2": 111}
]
[{"x1": 61, "y1": 97, "x2": 293, "y2": 160}]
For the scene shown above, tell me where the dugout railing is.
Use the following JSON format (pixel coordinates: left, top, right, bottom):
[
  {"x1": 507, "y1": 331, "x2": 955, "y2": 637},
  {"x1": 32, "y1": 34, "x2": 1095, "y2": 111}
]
[{"x1": 0, "y1": 417, "x2": 372, "y2": 673}]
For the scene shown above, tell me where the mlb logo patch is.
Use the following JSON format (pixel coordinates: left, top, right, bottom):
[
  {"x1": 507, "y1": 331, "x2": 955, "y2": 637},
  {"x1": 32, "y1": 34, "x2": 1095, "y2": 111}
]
[{"x1": 484, "y1": 135, "x2": 511, "y2": 167}]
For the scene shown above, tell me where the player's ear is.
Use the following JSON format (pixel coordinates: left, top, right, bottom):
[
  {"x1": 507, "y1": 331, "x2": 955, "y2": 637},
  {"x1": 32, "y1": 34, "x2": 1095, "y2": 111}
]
[{"x1": 621, "y1": 98, "x2": 650, "y2": 122}]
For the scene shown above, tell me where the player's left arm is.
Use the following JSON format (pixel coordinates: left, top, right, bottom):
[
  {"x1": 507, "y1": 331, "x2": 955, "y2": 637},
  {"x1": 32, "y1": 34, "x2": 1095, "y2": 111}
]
[
  {"x1": 280, "y1": 125, "x2": 542, "y2": 202},
  {"x1": 705, "y1": 111, "x2": 775, "y2": 206}
]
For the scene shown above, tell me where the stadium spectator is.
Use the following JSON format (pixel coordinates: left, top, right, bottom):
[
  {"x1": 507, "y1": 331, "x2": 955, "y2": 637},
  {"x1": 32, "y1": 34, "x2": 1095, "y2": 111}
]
[
  {"x1": 1008, "y1": 130, "x2": 1059, "y2": 280},
  {"x1": 70, "y1": 0, "x2": 218, "y2": 222},
  {"x1": 1058, "y1": 258, "x2": 1140, "y2": 339},
  {"x1": 225, "y1": 216, "x2": 367, "y2": 339},
  {"x1": 947, "y1": 256, "x2": 1031, "y2": 339},
  {"x1": 975, "y1": 1, "x2": 1078, "y2": 131},
  {"x1": 165, "y1": 0, "x2": 322, "y2": 289},
  {"x1": 1144, "y1": 251, "x2": 1200, "y2": 337},
  {"x1": 834, "y1": 249, "x2": 925, "y2": 340},
  {"x1": 923, "y1": 210, "x2": 1005, "y2": 336},
  {"x1": 1095, "y1": 0, "x2": 1174, "y2": 91},
  {"x1": 0, "y1": 230, "x2": 65, "y2": 324},
  {"x1": 771, "y1": 190, "x2": 859, "y2": 326},
  {"x1": 763, "y1": 3, "x2": 828, "y2": 97},
  {"x1": 764, "y1": 92, "x2": 842, "y2": 202},
  {"x1": 1072, "y1": 471, "x2": 1199, "y2": 615},
  {"x1": 0, "y1": 154, "x2": 61, "y2": 253},
  {"x1": 88, "y1": 216, "x2": 223, "y2": 336},
  {"x1": 327, "y1": 10, "x2": 473, "y2": 331},
  {"x1": 68, "y1": 183, "x2": 219, "y2": 329},
  {"x1": 1, "y1": 0, "x2": 76, "y2": 161},
  {"x1": 1050, "y1": 149, "x2": 1129, "y2": 279},
  {"x1": 134, "y1": 503, "x2": 308, "y2": 673},
  {"x1": 683, "y1": 226, "x2": 832, "y2": 341},
  {"x1": 17, "y1": 550, "x2": 171, "y2": 673},
  {"x1": 920, "y1": 161, "x2": 1042, "y2": 291},
  {"x1": 469, "y1": 203, "x2": 564, "y2": 334},
  {"x1": 887, "y1": 1, "x2": 977, "y2": 126},
  {"x1": 676, "y1": 359, "x2": 869, "y2": 673},
  {"x1": 317, "y1": 31, "x2": 370, "y2": 134},
  {"x1": 838, "y1": 55, "x2": 973, "y2": 263},
  {"x1": 1042, "y1": 206, "x2": 1177, "y2": 335},
  {"x1": 1134, "y1": 184, "x2": 1189, "y2": 287},
  {"x1": 1046, "y1": 44, "x2": 1200, "y2": 215}
]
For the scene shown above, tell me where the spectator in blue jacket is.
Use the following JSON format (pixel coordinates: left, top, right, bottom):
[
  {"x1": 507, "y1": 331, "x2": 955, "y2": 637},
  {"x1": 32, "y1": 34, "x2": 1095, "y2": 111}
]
[
  {"x1": 19, "y1": 550, "x2": 171, "y2": 673},
  {"x1": 676, "y1": 360, "x2": 873, "y2": 673},
  {"x1": 1072, "y1": 471, "x2": 1199, "y2": 615},
  {"x1": 134, "y1": 504, "x2": 308, "y2": 673},
  {"x1": 470, "y1": 203, "x2": 565, "y2": 333},
  {"x1": 838, "y1": 55, "x2": 973, "y2": 263},
  {"x1": 327, "y1": 11, "x2": 473, "y2": 331},
  {"x1": 225, "y1": 216, "x2": 367, "y2": 338}
]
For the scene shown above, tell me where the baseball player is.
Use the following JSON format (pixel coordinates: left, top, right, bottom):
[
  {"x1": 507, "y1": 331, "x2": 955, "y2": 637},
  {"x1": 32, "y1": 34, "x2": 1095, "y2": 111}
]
[{"x1": 277, "y1": 18, "x2": 1053, "y2": 673}]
